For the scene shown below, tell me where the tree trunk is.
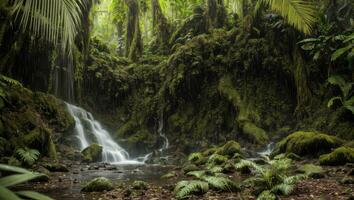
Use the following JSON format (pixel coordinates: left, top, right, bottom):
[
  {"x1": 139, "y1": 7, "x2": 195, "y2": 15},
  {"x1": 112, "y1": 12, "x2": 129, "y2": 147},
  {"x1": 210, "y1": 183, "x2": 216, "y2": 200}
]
[
  {"x1": 151, "y1": 0, "x2": 170, "y2": 54},
  {"x1": 125, "y1": 0, "x2": 143, "y2": 61},
  {"x1": 206, "y1": 0, "x2": 227, "y2": 30}
]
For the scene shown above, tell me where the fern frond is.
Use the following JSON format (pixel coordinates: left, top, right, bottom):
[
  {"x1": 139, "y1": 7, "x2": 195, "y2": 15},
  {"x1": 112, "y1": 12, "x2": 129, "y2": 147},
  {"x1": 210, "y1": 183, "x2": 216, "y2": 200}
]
[
  {"x1": 202, "y1": 176, "x2": 240, "y2": 192},
  {"x1": 186, "y1": 170, "x2": 206, "y2": 179},
  {"x1": 262, "y1": 0, "x2": 317, "y2": 34},
  {"x1": 271, "y1": 183, "x2": 294, "y2": 195},
  {"x1": 283, "y1": 174, "x2": 307, "y2": 185},
  {"x1": 235, "y1": 159, "x2": 263, "y2": 173},
  {"x1": 257, "y1": 190, "x2": 276, "y2": 200},
  {"x1": 174, "y1": 180, "x2": 209, "y2": 199},
  {"x1": 16, "y1": 148, "x2": 40, "y2": 166},
  {"x1": 0, "y1": 75, "x2": 22, "y2": 87}
]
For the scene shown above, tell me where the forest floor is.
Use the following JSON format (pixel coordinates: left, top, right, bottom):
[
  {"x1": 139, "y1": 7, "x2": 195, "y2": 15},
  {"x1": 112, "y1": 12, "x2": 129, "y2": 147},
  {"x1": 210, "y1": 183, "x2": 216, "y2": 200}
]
[{"x1": 21, "y1": 160, "x2": 353, "y2": 200}]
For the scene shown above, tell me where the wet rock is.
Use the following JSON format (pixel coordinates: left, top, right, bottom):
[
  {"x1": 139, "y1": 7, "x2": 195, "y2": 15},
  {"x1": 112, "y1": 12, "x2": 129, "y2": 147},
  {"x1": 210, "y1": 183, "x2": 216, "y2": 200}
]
[
  {"x1": 106, "y1": 165, "x2": 118, "y2": 170},
  {"x1": 161, "y1": 171, "x2": 177, "y2": 179},
  {"x1": 73, "y1": 179, "x2": 79, "y2": 184},
  {"x1": 215, "y1": 140, "x2": 242, "y2": 158},
  {"x1": 132, "y1": 180, "x2": 149, "y2": 190},
  {"x1": 43, "y1": 163, "x2": 69, "y2": 172},
  {"x1": 272, "y1": 131, "x2": 343, "y2": 157},
  {"x1": 31, "y1": 174, "x2": 50, "y2": 182},
  {"x1": 73, "y1": 171, "x2": 79, "y2": 174},
  {"x1": 340, "y1": 177, "x2": 354, "y2": 184},
  {"x1": 81, "y1": 144, "x2": 102, "y2": 163},
  {"x1": 297, "y1": 164, "x2": 325, "y2": 179},
  {"x1": 319, "y1": 147, "x2": 354, "y2": 166},
  {"x1": 81, "y1": 177, "x2": 114, "y2": 192}
]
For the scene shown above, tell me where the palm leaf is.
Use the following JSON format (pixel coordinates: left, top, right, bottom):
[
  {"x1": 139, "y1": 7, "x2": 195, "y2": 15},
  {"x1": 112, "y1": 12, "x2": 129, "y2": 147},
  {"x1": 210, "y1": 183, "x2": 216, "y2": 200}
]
[
  {"x1": 0, "y1": 186, "x2": 21, "y2": 200},
  {"x1": 0, "y1": 173, "x2": 43, "y2": 187},
  {"x1": 262, "y1": 0, "x2": 317, "y2": 34},
  {"x1": 11, "y1": 0, "x2": 87, "y2": 54},
  {"x1": 0, "y1": 164, "x2": 31, "y2": 174},
  {"x1": 331, "y1": 45, "x2": 353, "y2": 61},
  {"x1": 327, "y1": 96, "x2": 343, "y2": 108},
  {"x1": 17, "y1": 191, "x2": 54, "y2": 200}
]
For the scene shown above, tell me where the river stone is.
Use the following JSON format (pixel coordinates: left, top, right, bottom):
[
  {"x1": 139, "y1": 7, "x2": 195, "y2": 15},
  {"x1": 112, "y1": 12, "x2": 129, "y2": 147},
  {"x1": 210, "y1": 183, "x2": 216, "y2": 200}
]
[
  {"x1": 43, "y1": 163, "x2": 69, "y2": 172},
  {"x1": 132, "y1": 180, "x2": 148, "y2": 190},
  {"x1": 81, "y1": 177, "x2": 114, "y2": 192},
  {"x1": 297, "y1": 164, "x2": 325, "y2": 179},
  {"x1": 81, "y1": 143, "x2": 102, "y2": 163}
]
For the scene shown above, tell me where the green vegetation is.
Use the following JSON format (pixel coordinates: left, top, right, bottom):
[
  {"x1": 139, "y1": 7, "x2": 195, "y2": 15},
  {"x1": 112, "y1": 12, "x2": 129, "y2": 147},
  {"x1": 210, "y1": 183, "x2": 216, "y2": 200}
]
[
  {"x1": 0, "y1": 164, "x2": 53, "y2": 200},
  {"x1": 0, "y1": 0, "x2": 353, "y2": 199},
  {"x1": 272, "y1": 131, "x2": 343, "y2": 157}
]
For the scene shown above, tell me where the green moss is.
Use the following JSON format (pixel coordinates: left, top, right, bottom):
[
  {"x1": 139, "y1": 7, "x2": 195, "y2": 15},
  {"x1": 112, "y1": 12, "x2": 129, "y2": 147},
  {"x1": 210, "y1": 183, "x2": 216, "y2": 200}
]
[
  {"x1": 273, "y1": 131, "x2": 343, "y2": 157},
  {"x1": 81, "y1": 177, "x2": 114, "y2": 192},
  {"x1": 207, "y1": 154, "x2": 228, "y2": 166},
  {"x1": 319, "y1": 147, "x2": 354, "y2": 166},
  {"x1": 242, "y1": 122, "x2": 269, "y2": 144},
  {"x1": 132, "y1": 180, "x2": 148, "y2": 190},
  {"x1": 215, "y1": 140, "x2": 242, "y2": 158},
  {"x1": 81, "y1": 143, "x2": 103, "y2": 163},
  {"x1": 161, "y1": 171, "x2": 177, "y2": 179},
  {"x1": 188, "y1": 152, "x2": 205, "y2": 165},
  {"x1": 297, "y1": 164, "x2": 325, "y2": 179}
]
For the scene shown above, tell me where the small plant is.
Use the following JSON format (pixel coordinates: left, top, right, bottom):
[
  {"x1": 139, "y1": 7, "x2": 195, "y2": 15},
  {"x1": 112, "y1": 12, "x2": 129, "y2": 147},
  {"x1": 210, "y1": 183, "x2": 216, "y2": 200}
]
[
  {"x1": 16, "y1": 148, "x2": 40, "y2": 166},
  {"x1": 175, "y1": 169, "x2": 239, "y2": 199},
  {"x1": 236, "y1": 157, "x2": 307, "y2": 199},
  {"x1": 174, "y1": 180, "x2": 209, "y2": 199},
  {"x1": 0, "y1": 164, "x2": 53, "y2": 200},
  {"x1": 327, "y1": 75, "x2": 354, "y2": 114}
]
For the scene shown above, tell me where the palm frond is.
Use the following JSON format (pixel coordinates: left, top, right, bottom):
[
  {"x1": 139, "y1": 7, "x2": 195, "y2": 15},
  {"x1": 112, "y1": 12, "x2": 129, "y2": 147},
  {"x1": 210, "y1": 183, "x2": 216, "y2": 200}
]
[
  {"x1": 262, "y1": 0, "x2": 317, "y2": 34},
  {"x1": 174, "y1": 180, "x2": 209, "y2": 199},
  {"x1": 202, "y1": 176, "x2": 240, "y2": 192},
  {"x1": 11, "y1": 0, "x2": 87, "y2": 54}
]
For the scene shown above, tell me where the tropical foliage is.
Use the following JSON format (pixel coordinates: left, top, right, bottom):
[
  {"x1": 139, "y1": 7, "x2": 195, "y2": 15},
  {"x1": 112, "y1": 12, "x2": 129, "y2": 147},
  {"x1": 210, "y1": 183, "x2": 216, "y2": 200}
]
[
  {"x1": 0, "y1": 164, "x2": 53, "y2": 200},
  {"x1": 327, "y1": 75, "x2": 354, "y2": 114},
  {"x1": 16, "y1": 148, "x2": 40, "y2": 166}
]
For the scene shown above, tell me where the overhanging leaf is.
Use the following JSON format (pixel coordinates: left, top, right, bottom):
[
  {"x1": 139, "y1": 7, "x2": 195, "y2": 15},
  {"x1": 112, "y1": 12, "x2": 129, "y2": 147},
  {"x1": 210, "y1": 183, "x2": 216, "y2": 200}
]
[
  {"x1": 17, "y1": 191, "x2": 54, "y2": 200},
  {"x1": 0, "y1": 173, "x2": 43, "y2": 187}
]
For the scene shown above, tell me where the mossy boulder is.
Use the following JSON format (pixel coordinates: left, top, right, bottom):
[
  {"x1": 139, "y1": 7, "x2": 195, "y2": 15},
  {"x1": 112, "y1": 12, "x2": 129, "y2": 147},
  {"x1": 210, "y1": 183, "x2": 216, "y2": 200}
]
[
  {"x1": 319, "y1": 147, "x2": 354, "y2": 166},
  {"x1": 272, "y1": 131, "x2": 343, "y2": 157},
  {"x1": 215, "y1": 140, "x2": 242, "y2": 158},
  {"x1": 132, "y1": 180, "x2": 149, "y2": 190},
  {"x1": 81, "y1": 144, "x2": 103, "y2": 163},
  {"x1": 43, "y1": 163, "x2": 69, "y2": 172},
  {"x1": 161, "y1": 171, "x2": 177, "y2": 179},
  {"x1": 81, "y1": 177, "x2": 114, "y2": 192},
  {"x1": 297, "y1": 164, "x2": 325, "y2": 179}
]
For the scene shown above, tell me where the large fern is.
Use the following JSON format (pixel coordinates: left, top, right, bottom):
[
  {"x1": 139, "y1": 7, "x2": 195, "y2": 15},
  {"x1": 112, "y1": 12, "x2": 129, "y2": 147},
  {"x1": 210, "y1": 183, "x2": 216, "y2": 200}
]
[
  {"x1": 262, "y1": 0, "x2": 317, "y2": 34},
  {"x1": 327, "y1": 75, "x2": 354, "y2": 114},
  {"x1": 201, "y1": 176, "x2": 240, "y2": 192},
  {"x1": 0, "y1": 164, "x2": 53, "y2": 200},
  {"x1": 174, "y1": 180, "x2": 209, "y2": 199},
  {"x1": 16, "y1": 148, "x2": 40, "y2": 166}
]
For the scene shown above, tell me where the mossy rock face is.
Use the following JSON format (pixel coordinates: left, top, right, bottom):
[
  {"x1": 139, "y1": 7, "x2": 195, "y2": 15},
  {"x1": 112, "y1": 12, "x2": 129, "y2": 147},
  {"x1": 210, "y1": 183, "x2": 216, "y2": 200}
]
[
  {"x1": 81, "y1": 177, "x2": 114, "y2": 192},
  {"x1": 242, "y1": 122, "x2": 269, "y2": 145},
  {"x1": 81, "y1": 144, "x2": 103, "y2": 163},
  {"x1": 132, "y1": 180, "x2": 149, "y2": 190},
  {"x1": 272, "y1": 131, "x2": 343, "y2": 157},
  {"x1": 215, "y1": 140, "x2": 242, "y2": 158},
  {"x1": 319, "y1": 147, "x2": 354, "y2": 166},
  {"x1": 297, "y1": 164, "x2": 325, "y2": 179}
]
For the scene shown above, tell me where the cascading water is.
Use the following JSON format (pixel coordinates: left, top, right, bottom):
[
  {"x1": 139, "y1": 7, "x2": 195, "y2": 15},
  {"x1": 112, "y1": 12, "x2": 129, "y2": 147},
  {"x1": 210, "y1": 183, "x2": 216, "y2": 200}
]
[
  {"x1": 66, "y1": 103, "x2": 141, "y2": 164},
  {"x1": 257, "y1": 142, "x2": 275, "y2": 157},
  {"x1": 158, "y1": 110, "x2": 169, "y2": 152}
]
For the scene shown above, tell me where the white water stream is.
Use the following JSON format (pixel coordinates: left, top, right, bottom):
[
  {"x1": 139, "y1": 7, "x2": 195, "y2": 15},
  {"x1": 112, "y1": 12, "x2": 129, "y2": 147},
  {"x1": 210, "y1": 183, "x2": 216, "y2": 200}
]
[{"x1": 66, "y1": 103, "x2": 142, "y2": 164}]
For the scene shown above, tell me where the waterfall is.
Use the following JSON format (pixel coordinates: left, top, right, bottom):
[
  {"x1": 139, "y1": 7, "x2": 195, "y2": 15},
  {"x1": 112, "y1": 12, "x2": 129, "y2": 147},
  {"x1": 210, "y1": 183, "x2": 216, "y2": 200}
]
[
  {"x1": 66, "y1": 103, "x2": 141, "y2": 164},
  {"x1": 158, "y1": 110, "x2": 169, "y2": 152},
  {"x1": 257, "y1": 142, "x2": 275, "y2": 157}
]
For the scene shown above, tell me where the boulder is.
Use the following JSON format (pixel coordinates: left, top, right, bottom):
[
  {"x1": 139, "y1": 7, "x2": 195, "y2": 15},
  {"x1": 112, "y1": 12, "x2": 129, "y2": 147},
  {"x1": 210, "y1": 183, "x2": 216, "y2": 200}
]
[
  {"x1": 81, "y1": 143, "x2": 102, "y2": 163},
  {"x1": 81, "y1": 177, "x2": 114, "y2": 192},
  {"x1": 319, "y1": 147, "x2": 354, "y2": 166},
  {"x1": 215, "y1": 140, "x2": 242, "y2": 158},
  {"x1": 132, "y1": 180, "x2": 149, "y2": 190},
  {"x1": 297, "y1": 164, "x2": 325, "y2": 179},
  {"x1": 272, "y1": 131, "x2": 343, "y2": 157},
  {"x1": 43, "y1": 163, "x2": 69, "y2": 172}
]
